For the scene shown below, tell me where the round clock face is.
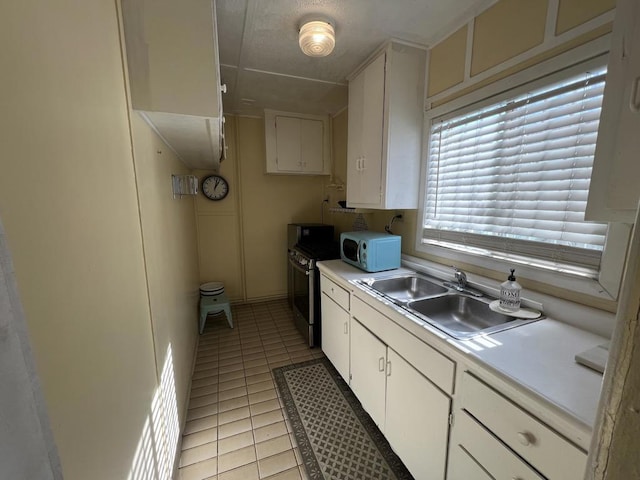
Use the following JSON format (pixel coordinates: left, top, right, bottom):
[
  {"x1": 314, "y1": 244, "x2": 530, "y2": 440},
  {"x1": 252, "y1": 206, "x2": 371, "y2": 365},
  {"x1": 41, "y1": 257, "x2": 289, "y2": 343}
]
[{"x1": 201, "y1": 174, "x2": 229, "y2": 201}]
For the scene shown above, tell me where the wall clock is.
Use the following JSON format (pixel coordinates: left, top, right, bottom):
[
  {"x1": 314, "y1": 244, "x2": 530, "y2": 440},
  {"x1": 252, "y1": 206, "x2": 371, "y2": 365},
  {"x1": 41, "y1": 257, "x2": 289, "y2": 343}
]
[{"x1": 201, "y1": 174, "x2": 229, "y2": 201}]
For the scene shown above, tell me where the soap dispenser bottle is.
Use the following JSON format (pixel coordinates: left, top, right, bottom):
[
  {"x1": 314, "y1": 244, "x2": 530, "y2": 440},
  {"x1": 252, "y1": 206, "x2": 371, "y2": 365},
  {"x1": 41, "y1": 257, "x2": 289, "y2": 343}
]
[{"x1": 499, "y1": 269, "x2": 521, "y2": 312}]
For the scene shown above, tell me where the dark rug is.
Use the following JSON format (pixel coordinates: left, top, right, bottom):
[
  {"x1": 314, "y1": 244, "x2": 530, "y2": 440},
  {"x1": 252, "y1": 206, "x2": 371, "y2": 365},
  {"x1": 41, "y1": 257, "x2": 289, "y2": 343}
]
[{"x1": 273, "y1": 358, "x2": 414, "y2": 480}]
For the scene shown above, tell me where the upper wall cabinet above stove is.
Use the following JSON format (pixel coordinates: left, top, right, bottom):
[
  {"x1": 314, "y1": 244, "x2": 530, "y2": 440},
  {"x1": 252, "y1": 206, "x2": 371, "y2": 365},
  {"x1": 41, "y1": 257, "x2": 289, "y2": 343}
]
[
  {"x1": 121, "y1": 0, "x2": 226, "y2": 171},
  {"x1": 264, "y1": 110, "x2": 331, "y2": 175}
]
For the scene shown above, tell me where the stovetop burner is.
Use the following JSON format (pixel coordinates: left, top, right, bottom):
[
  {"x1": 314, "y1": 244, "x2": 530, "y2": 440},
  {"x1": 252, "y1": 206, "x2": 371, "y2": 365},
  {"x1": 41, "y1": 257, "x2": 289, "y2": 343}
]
[{"x1": 294, "y1": 240, "x2": 340, "y2": 261}]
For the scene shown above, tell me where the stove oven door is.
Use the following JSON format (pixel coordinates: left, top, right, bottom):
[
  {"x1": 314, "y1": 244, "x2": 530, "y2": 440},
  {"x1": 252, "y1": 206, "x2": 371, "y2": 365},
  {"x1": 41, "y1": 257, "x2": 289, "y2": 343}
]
[{"x1": 288, "y1": 255, "x2": 316, "y2": 346}]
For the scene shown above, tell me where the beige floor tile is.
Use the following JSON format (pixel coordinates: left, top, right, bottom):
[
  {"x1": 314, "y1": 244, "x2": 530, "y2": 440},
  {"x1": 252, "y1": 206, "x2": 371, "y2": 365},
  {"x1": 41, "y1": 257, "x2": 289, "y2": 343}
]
[
  {"x1": 244, "y1": 365, "x2": 270, "y2": 377},
  {"x1": 217, "y1": 395, "x2": 250, "y2": 413},
  {"x1": 182, "y1": 427, "x2": 218, "y2": 451},
  {"x1": 268, "y1": 360, "x2": 292, "y2": 369},
  {"x1": 179, "y1": 442, "x2": 217, "y2": 467},
  {"x1": 195, "y1": 360, "x2": 219, "y2": 372},
  {"x1": 242, "y1": 346, "x2": 265, "y2": 356},
  {"x1": 263, "y1": 466, "x2": 302, "y2": 480},
  {"x1": 218, "y1": 406, "x2": 250, "y2": 426},
  {"x1": 247, "y1": 380, "x2": 274, "y2": 395},
  {"x1": 255, "y1": 434, "x2": 292, "y2": 460},
  {"x1": 187, "y1": 403, "x2": 219, "y2": 421},
  {"x1": 218, "y1": 445, "x2": 257, "y2": 474},
  {"x1": 192, "y1": 367, "x2": 219, "y2": 381},
  {"x1": 218, "y1": 386, "x2": 248, "y2": 402},
  {"x1": 218, "y1": 377, "x2": 246, "y2": 393},
  {"x1": 218, "y1": 350, "x2": 242, "y2": 361},
  {"x1": 184, "y1": 415, "x2": 218, "y2": 435},
  {"x1": 218, "y1": 430, "x2": 255, "y2": 456},
  {"x1": 218, "y1": 355, "x2": 243, "y2": 368},
  {"x1": 218, "y1": 369, "x2": 245, "y2": 383},
  {"x1": 244, "y1": 357, "x2": 268, "y2": 369},
  {"x1": 217, "y1": 462, "x2": 259, "y2": 480},
  {"x1": 218, "y1": 363, "x2": 245, "y2": 375},
  {"x1": 249, "y1": 399, "x2": 280, "y2": 417},
  {"x1": 253, "y1": 421, "x2": 288, "y2": 444},
  {"x1": 178, "y1": 457, "x2": 218, "y2": 480},
  {"x1": 251, "y1": 409, "x2": 284, "y2": 429},
  {"x1": 218, "y1": 417, "x2": 253, "y2": 440},
  {"x1": 257, "y1": 450, "x2": 297, "y2": 478},
  {"x1": 191, "y1": 375, "x2": 219, "y2": 390},
  {"x1": 192, "y1": 384, "x2": 219, "y2": 398},
  {"x1": 246, "y1": 372, "x2": 272, "y2": 386},
  {"x1": 243, "y1": 352, "x2": 267, "y2": 362},
  {"x1": 249, "y1": 388, "x2": 278, "y2": 405},
  {"x1": 265, "y1": 353, "x2": 289, "y2": 363},
  {"x1": 189, "y1": 393, "x2": 219, "y2": 410}
]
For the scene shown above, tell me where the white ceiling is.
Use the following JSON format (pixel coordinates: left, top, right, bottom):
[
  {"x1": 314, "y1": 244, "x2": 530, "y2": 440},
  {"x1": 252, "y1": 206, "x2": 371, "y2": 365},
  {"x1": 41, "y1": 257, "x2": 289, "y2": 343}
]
[{"x1": 216, "y1": 0, "x2": 495, "y2": 117}]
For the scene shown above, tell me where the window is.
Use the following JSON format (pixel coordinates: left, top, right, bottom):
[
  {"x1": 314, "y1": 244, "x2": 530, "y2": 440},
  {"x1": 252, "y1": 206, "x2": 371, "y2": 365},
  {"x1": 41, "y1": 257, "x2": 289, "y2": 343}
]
[{"x1": 418, "y1": 56, "x2": 630, "y2": 299}]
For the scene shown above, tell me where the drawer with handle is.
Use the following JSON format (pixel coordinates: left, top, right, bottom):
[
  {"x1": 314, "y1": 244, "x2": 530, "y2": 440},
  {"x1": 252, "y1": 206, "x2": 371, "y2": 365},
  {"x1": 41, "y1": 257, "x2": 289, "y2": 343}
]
[
  {"x1": 321, "y1": 275, "x2": 350, "y2": 311},
  {"x1": 461, "y1": 372, "x2": 587, "y2": 480},
  {"x1": 449, "y1": 410, "x2": 544, "y2": 480}
]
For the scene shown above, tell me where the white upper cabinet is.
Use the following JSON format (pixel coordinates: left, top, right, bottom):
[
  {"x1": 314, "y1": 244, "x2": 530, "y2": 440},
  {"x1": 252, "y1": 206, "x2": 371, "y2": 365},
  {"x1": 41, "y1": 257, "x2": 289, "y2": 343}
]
[
  {"x1": 587, "y1": 0, "x2": 640, "y2": 222},
  {"x1": 347, "y1": 41, "x2": 427, "y2": 209},
  {"x1": 121, "y1": 0, "x2": 225, "y2": 170},
  {"x1": 265, "y1": 110, "x2": 330, "y2": 175}
]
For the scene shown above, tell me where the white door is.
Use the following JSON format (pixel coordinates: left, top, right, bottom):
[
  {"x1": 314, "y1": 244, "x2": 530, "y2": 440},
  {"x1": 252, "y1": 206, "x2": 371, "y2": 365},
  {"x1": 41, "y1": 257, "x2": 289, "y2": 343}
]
[
  {"x1": 385, "y1": 348, "x2": 451, "y2": 480},
  {"x1": 320, "y1": 293, "x2": 350, "y2": 383},
  {"x1": 347, "y1": 67, "x2": 365, "y2": 203},
  {"x1": 350, "y1": 318, "x2": 387, "y2": 432}
]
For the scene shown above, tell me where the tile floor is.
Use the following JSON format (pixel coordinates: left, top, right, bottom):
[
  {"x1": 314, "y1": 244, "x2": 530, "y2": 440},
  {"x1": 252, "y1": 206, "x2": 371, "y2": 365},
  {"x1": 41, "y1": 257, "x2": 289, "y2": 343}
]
[{"x1": 177, "y1": 299, "x2": 325, "y2": 480}]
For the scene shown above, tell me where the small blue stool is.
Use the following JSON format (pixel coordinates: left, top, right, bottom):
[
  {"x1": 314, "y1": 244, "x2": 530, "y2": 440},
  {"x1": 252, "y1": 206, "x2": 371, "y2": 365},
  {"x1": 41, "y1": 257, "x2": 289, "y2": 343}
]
[{"x1": 199, "y1": 294, "x2": 233, "y2": 333}]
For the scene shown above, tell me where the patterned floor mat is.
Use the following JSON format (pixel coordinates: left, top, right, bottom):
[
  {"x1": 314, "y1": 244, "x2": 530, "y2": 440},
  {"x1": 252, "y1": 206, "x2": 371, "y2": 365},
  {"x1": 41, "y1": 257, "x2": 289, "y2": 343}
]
[{"x1": 273, "y1": 358, "x2": 414, "y2": 480}]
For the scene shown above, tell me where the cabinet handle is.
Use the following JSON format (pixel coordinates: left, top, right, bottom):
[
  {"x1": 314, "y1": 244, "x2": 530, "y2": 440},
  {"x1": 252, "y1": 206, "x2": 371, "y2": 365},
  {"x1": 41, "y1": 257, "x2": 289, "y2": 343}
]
[
  {"x1": 378, "y1": 357, "x2": 385, "y2": 372},
  {"x1": 630, "y1": 76, "x2": 640, "y2": 113},
  {"x1": 517, "y1": 431, "x2": 535, "y2": 446},
  {"x1": 386, "y1": 360, "x2": 392, "y2": 376},
  {"x1": 343, "y1": 322, "x2": 348, "y2": 334},
  {"x1": 361, "y1": 156, "x2": 366, "y2": 171}
]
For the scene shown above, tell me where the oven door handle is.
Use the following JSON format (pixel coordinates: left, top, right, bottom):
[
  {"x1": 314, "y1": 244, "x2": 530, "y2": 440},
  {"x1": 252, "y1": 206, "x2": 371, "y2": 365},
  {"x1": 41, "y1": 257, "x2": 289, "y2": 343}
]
[{"x1": 289, "y1": 257, "x2": 310, "y2": 276}]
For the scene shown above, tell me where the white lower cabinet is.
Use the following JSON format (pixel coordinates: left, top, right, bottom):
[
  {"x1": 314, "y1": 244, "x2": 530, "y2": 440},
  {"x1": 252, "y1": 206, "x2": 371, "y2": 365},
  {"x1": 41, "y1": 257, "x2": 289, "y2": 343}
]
[
  {"x1": 320, "y1": 275, "x2": 351, "y2": 383},
  {"x1": 320, "y1": 293, "x2": 350, "y2": 383},
  {"x1": 385, "y1": 349, "x2": 451, "y2": 480},
  {"x1": 448, "y1": 446, "x2": 493, "y2": 480},
  {"x1": 350, "y1": 314, "x2": 451, "y2": 480},
  {"x1": 350, "y1": 318, "x2": 388, "y2": 431}
]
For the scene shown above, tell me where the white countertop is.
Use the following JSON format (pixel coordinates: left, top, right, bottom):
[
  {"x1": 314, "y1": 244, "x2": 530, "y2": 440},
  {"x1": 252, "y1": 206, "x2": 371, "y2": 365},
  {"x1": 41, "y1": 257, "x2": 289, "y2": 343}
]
[{"x1": 317, "y1": 259, "x2": 607, "y2": 450}]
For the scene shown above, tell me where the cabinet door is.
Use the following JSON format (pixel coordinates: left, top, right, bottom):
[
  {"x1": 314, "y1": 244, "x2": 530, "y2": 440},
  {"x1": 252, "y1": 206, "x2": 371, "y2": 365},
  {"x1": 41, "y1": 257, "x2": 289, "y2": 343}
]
[
  {"x1": 300, "y1": 119, "x2": 324, "y2": 173},
  {"x1": 586, "y1": 0, "x2": 640, "y2": 222},
  {"x1": 350, "y1": 319, "x2": 387, "y2": 432},
  {"x1": 275, "y1": 116, "x2": 302, "y2": 171},
  {"x1": 447, "y1": 446, "x2": 493, "y2": 480},
  {"x1": 320, "y1": 293, "x2": 350, "y2": 383},
  {"x1": 347, "y1": 53, "x2": 385, "y2": 207},
  {"x1": 385, "y1": 348, "x2": 450, "y2": 480}
]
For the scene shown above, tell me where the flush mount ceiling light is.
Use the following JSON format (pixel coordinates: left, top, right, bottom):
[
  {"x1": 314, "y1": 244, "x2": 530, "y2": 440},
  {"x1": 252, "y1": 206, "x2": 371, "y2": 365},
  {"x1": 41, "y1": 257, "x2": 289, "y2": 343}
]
[{"x1": 299, "y1": 20, "x2": 335, "y2": 57}]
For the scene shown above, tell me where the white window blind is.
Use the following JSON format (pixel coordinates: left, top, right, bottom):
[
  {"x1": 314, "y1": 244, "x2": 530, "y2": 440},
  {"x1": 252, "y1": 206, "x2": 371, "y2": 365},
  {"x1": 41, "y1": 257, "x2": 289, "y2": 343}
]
[{"x1": 423, "y1": 67, "x2": 608, "y2": 272}]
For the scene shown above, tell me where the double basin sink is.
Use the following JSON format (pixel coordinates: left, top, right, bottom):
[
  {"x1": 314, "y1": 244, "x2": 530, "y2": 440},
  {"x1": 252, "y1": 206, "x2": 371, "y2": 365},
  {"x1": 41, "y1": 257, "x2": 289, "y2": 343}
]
[{"x1": 357, "y1": 274, "x2": 540, "y2": 340}]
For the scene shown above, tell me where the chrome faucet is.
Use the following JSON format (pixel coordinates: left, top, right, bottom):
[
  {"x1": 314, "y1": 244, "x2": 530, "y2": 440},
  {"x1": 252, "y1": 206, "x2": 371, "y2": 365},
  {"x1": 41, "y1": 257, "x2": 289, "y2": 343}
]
[
  {"x1": 453, "y1": 267, "x2": 467, "y2": 288},
  {"x1": 444, "y1": 266, "x2": 483, "y2": 297}
]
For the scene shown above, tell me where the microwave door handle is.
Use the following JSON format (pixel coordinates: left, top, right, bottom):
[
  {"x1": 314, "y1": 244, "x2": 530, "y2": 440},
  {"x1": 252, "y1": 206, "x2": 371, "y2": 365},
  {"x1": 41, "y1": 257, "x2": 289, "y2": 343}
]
[
  {"x1": 356, "y1": 241, "x2": 361, "y2": 264},
  {"x1": 289, "y1": 257, "x2": 310, "y2": 276}
]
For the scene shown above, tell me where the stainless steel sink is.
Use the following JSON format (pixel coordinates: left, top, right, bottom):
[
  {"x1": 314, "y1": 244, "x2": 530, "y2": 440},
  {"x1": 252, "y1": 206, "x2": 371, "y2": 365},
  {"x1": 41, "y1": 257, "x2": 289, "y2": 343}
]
[
  {"x1": 366, "y1": 276, "x2": 448, "y2": 303},
  {"x1": 407, "y1": 294, "x2": 537, "y2": 339},
  {"x1": 357, "y1": 273, "x2": 541, "y2": 340}
]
